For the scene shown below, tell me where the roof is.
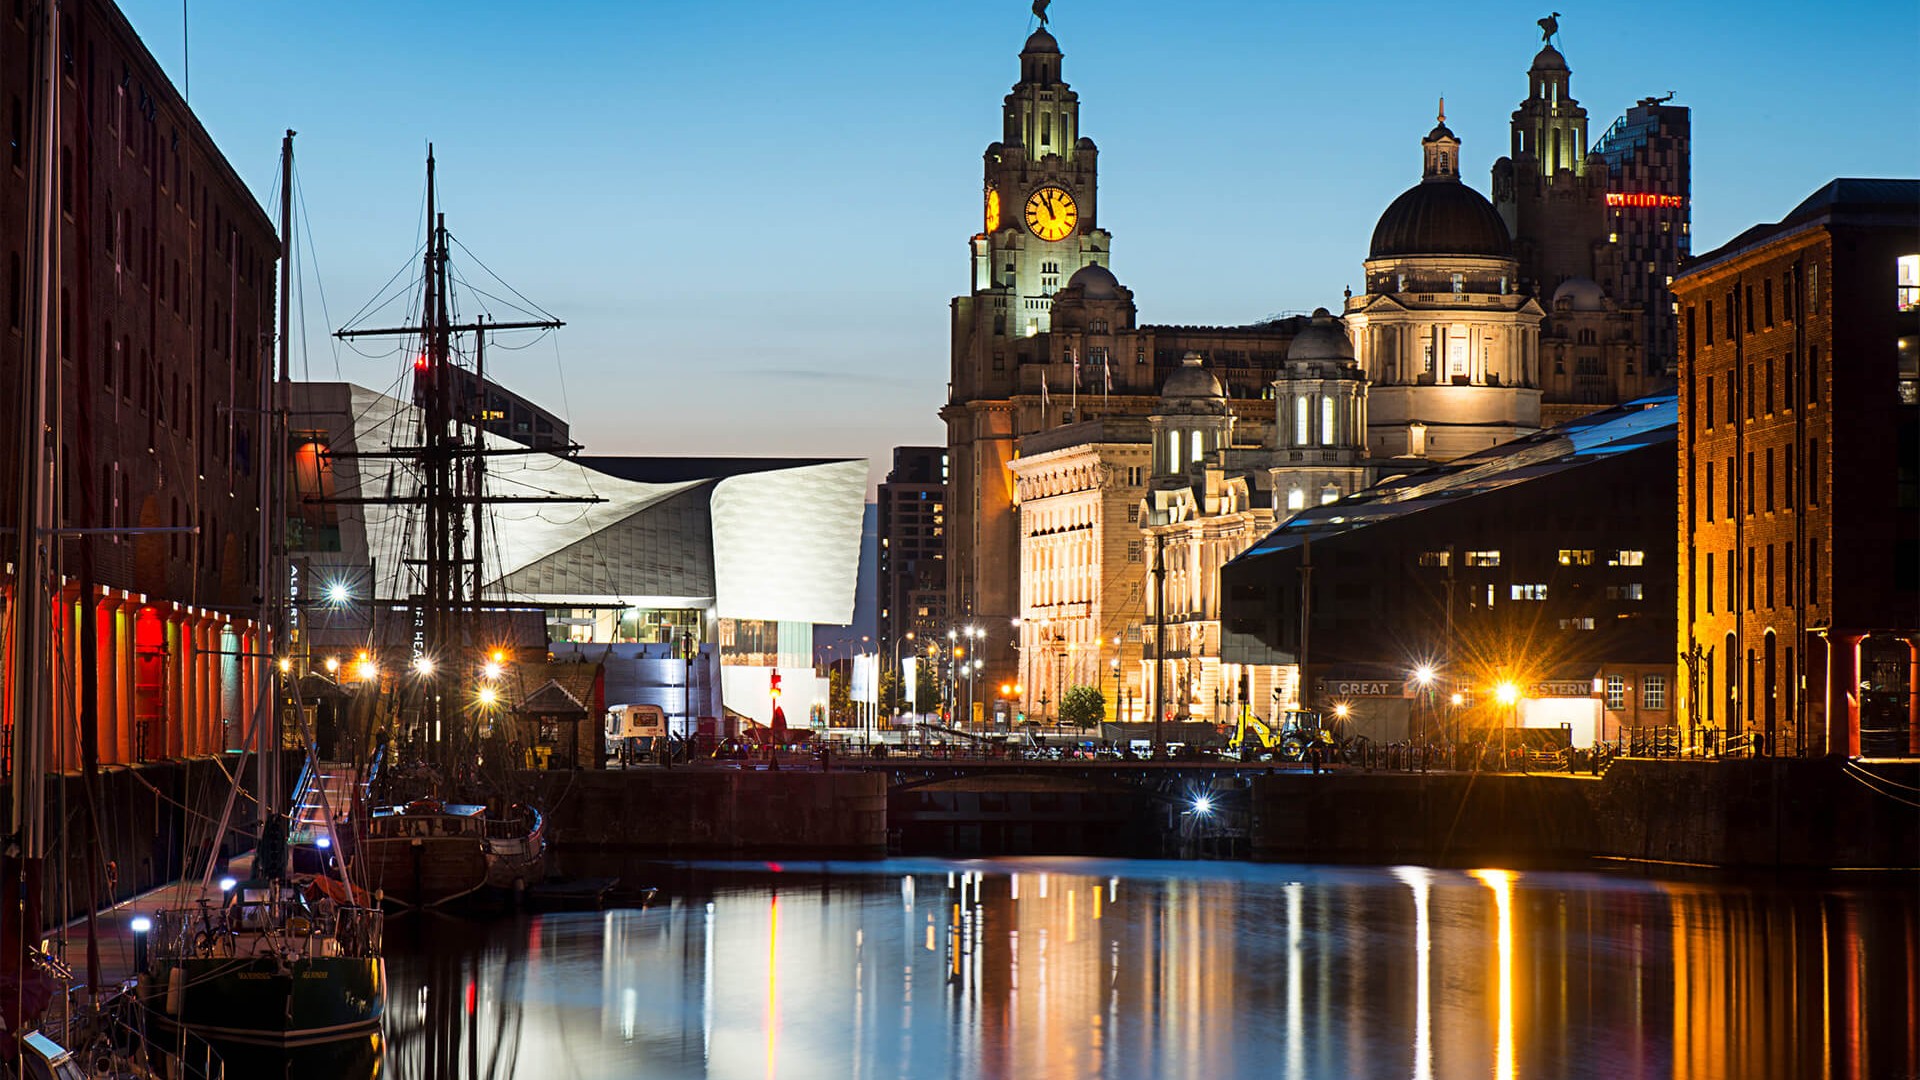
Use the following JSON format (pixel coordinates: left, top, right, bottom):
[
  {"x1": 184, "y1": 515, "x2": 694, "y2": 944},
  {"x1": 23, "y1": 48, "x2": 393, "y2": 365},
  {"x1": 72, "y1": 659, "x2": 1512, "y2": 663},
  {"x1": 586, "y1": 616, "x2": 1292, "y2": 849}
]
[
  {"x1": 516, "y1": 677, "x2": 591, "y2": 719},
  {"x1": 1370, "y1": 180, "x2": 1513, "y2": 259},
  {"x1": 294, "y1": 383, "x2": 865, "y2": 625},
  {"x1": 1685, "y1": 178, "x2": 1920, "y2": 275},
  {"x1": 1233, "y1": 393, "x2": 1677, "y2": 563}
]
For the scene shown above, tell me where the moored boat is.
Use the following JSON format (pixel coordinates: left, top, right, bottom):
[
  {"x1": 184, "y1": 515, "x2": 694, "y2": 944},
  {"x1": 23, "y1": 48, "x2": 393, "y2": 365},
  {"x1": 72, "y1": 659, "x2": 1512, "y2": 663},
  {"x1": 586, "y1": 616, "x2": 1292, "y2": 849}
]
[{"x1": 136, "y1": 878, "x2": 386, "y2": 1047}]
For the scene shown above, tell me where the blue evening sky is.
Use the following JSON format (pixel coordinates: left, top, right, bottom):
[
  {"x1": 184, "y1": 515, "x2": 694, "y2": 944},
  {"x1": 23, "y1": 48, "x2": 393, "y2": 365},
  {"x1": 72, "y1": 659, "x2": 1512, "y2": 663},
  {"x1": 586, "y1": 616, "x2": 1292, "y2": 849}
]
[{"x1": 120, "y1": 0, "x2": 1915, "y2": 490}]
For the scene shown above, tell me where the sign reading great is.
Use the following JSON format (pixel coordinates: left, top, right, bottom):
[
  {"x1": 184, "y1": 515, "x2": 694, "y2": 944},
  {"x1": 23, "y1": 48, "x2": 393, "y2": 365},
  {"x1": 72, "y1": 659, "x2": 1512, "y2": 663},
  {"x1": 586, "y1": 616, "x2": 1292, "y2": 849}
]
[{"x1": 1315, "y1": 679, "x2": 1407, "y2": 698}]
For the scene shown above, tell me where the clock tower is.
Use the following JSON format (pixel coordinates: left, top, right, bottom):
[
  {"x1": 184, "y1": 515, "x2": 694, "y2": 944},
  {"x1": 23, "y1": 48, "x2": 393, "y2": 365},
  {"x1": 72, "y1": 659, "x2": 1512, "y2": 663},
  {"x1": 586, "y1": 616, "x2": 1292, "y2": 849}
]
[{"x1": 944, "y1": 21, "x2": 1112, "y2": 698}]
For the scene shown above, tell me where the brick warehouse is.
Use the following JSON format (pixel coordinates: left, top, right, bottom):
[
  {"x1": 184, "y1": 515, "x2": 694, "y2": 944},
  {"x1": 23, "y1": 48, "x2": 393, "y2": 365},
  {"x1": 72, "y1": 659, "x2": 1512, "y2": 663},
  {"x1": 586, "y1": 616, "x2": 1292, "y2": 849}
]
[
  {"x1": 3, "y1": 0, "x2": 277, "y2": 767},
  {"x1": 1673, "y1": 178, "x2": 1919, "y2": 758}
]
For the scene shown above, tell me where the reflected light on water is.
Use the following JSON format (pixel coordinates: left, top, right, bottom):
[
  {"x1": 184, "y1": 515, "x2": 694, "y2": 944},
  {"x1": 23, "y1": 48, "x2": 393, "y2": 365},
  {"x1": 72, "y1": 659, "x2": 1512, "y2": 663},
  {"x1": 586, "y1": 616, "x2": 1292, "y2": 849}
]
[
  {"x1": 1392, "y1": 866, "x2": 1434, "y2": 1080},
  {"x1": 363, "y1": 859, "x2": 1917, "y2": 1080},
  {"x1": 1470, "y1": 869, "x2": 1516, "y2": 1080}
]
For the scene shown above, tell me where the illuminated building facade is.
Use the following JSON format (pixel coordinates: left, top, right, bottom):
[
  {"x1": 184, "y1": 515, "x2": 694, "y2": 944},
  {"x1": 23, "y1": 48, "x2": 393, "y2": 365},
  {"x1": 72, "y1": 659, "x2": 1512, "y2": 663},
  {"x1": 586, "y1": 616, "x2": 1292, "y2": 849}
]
[
  {"x1": 1221, "y1": 396, "x2": 1679, "y2": 747},
  {"x1": 945, "y1": 25, "x2": 1303, "y2": 696},
  {"x1": 289, "y1": 383, "x2": 866, "y2": 734},
  {"x1": 1008, "y1": 418, "x2": 1152, "y2": 725},
  {"x1": 1673, "y1": 179, "x2": 1920, "y2": 757},
  {"x1": 1596, "y1": 98, "x2": 1692, "y2": 376},
  {"x1": 1345, "y1": 108, "x2": 1547, "y2": 461},
  {"x1": 0, "y1": 0, "x2": 277, "y2": 766}
]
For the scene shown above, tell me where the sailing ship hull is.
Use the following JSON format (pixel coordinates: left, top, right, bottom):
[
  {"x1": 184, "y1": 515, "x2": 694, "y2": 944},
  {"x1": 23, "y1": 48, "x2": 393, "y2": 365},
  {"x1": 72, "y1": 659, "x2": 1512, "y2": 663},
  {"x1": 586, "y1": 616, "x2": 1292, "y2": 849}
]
[
  {"x1": 360, "y1": 834, "x2": 490, "y2": 908},
  {"x1": 139, "y1": 955, "x2": 386, "y2": 1047}
]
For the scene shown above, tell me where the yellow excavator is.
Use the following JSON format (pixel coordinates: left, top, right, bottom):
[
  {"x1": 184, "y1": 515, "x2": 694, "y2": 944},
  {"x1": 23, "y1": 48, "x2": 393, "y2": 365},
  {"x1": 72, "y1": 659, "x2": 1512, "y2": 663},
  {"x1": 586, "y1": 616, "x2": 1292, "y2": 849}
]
[{"x1": 1231, "y1": 708, "x2": 1358, "y2": 762}]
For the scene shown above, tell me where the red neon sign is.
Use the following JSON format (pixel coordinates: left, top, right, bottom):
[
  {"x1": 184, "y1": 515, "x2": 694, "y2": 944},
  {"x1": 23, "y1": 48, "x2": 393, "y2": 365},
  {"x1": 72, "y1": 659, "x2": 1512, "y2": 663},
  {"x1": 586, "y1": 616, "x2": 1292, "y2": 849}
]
[{"x1": 1607, "y1": 192, "x2": 1685, "y2": 209}]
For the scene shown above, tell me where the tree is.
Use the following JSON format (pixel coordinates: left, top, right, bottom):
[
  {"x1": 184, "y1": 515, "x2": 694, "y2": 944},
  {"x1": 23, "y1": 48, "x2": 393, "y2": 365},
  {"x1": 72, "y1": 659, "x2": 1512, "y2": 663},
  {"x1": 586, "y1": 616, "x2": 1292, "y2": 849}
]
[{"x1": 1059, "y1": 685, "x2": 1106, "y2": 729}]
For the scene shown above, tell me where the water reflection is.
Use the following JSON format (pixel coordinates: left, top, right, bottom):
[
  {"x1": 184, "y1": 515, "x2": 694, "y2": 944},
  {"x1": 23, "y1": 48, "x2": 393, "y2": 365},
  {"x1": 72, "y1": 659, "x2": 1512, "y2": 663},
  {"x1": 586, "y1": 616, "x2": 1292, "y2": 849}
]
[{"x1": 363, "y1": 860, "x2": 1915, "y2": 1080}]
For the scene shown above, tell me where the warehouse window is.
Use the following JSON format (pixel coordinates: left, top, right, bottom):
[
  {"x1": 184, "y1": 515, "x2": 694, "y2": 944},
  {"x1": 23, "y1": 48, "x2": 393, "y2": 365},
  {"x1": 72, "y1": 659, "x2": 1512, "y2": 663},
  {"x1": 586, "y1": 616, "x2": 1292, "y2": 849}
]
[
  {"x1": 1643, "y1": 675, "x2": 1666, "y2": 710},
  {"x1": 1605, "y1": 675, "x2": 1626, "y2": 710}
]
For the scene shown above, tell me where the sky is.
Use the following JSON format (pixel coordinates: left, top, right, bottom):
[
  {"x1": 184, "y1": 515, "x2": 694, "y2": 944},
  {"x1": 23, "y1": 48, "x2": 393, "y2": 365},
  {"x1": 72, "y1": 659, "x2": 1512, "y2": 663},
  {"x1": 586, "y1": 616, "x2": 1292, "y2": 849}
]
[{"x1": 120, "y1": 0, "x2": 1917, "y2": 494}]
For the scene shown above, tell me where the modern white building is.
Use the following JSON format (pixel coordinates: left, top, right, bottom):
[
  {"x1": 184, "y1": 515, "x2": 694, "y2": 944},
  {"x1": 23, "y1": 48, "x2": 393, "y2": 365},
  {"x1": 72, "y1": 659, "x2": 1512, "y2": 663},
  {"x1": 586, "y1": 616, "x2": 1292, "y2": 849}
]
[{"x1": 288, "y1": 383, "x2": 867, "y2": 734}]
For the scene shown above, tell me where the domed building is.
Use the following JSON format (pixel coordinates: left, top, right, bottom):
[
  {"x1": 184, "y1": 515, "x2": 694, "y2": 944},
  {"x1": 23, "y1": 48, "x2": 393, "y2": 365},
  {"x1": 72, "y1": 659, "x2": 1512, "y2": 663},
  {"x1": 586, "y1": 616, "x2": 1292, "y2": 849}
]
[{"x1": 1344, "y1": 105, "x2": 1546, "y2": 460}]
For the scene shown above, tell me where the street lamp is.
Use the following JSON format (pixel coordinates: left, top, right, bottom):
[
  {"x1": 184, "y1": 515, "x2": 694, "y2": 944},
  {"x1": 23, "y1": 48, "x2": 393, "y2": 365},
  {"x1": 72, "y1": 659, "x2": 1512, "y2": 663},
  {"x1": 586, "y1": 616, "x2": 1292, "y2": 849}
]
[
  {"x1": 1110, "y1": 656, "x2": 1121, "y2": 730},
  {"x1": 1495, "y1": 680, "x2": 1520, "y2": 767}
]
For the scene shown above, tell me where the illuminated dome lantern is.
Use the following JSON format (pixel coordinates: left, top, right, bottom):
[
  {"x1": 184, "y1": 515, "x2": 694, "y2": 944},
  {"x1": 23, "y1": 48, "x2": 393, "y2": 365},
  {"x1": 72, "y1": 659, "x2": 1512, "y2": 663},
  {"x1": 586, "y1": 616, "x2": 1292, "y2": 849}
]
[{"x1": 1343, "y1": 101, "x2": 1545, "y2": 462}]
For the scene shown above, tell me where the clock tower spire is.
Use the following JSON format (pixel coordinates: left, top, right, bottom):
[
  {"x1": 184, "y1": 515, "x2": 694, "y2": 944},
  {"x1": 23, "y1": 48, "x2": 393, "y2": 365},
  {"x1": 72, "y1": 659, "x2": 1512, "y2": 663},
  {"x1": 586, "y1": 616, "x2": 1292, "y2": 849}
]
[{"x1": 944, "y1": 14, "x2": 1114, "y2": 706}]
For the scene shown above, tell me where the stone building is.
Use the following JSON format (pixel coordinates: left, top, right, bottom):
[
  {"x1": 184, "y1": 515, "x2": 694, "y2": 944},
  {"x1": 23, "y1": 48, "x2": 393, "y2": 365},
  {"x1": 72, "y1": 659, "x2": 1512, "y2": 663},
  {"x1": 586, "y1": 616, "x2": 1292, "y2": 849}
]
[
  {"x1": 1345, "y1": 109, "x2": 1546, "y2": 461},
  {"x1": 1007, "y1": 418, "x2": 1152, "y2": 725},
  {"x1": 945, "y1": 25, "x2": 1302, "y2": 695},
  {"x1": 1673, "y1": 178, "x2": 1920, "y2": 758},
  {"x1": 1, "y1": 0, "x2": 278, "y2": 767},
  {"x1": 1489, "y1": 21, "x2": 1661, "y2": 425}
]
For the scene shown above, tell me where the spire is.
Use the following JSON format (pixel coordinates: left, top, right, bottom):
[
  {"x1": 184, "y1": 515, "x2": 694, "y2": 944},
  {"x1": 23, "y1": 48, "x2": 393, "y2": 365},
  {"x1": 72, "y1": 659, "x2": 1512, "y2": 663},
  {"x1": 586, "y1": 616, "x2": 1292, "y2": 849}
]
[{"x1": 1422, "y1": 100, "x2": 1461, "y2": 182}]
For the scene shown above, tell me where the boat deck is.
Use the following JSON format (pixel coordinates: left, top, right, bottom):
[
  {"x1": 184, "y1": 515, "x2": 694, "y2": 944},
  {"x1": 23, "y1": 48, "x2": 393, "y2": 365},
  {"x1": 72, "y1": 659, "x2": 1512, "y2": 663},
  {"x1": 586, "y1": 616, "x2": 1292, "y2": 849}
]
[{"x1": 59, "y1": 853, "x2": 258, "y2": 990}]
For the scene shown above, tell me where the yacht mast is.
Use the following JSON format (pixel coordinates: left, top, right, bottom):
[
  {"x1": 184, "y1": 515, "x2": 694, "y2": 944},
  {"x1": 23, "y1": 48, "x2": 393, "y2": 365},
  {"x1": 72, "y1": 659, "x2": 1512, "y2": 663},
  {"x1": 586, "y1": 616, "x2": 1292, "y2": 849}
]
[{"x1": 6, "y1": 0, "x2": 59, "y2": 1042}]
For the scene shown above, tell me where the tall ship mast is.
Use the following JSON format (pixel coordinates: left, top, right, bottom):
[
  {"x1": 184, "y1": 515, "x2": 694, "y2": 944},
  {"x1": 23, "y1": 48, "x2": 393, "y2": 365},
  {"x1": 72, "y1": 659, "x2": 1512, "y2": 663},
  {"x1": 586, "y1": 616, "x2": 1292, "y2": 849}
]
[{"x1": 327, "y1": 148, "x2": 572, "y2": 906}]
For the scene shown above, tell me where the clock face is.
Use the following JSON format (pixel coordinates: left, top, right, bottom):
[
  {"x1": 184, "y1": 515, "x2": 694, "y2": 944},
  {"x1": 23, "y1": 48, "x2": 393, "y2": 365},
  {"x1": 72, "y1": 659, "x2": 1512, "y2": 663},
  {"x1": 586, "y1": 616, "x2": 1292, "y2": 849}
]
[
  {"x1": 1024, "y1": 185, "x2": 1078, "y2": 242},
  {"x1": 985, "y1": 187, "x2": 1001, "y2": 233}
]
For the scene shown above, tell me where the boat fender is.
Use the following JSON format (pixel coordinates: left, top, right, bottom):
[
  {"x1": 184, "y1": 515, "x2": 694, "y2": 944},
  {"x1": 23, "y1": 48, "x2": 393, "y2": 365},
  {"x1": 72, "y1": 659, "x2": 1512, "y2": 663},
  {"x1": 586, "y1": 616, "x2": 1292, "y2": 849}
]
[{"x1": 164, "y1": 966, "x2": 185, "y2": 1015}]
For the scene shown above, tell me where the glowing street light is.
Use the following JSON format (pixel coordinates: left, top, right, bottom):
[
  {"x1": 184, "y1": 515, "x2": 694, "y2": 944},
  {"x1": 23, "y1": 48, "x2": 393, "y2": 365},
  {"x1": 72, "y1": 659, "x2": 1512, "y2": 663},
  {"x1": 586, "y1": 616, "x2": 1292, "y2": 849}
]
[
  {"x1": 323, "y1": 656, "x2": 340, "y2": 674},
  {"x1": 482, "y1": 661, "x2": 503, "y2": 680},
  {"x1": 1413, "y1": 665, "x2": 1435, "y2": 686},
  {"x1": 1495, "y1": 682, "x2": 1520, "y2": 706},
  {"x1": 355, "y1": 658, "x2": 379, "y2": 683},
  {"x1": 478, "y1": 686, "x2": 499, "y2": 707},
  {"x1": 326, "y1": 581, "x2": 352, "y2": 605}
]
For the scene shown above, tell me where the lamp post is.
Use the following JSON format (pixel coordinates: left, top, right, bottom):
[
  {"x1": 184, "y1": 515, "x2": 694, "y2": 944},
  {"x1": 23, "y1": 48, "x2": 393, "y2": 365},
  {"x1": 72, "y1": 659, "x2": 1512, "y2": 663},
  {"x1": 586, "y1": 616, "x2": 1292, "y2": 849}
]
[
  {"x1": 1110, "y1": 656, "x2": 1121, "y2": 732},
  {"x1": 1495, "y1": 680, "x2": 1520, "y2": 769},
  {"x1": 1413, "y1": 664, "x2": 1435, "y2": 770}
]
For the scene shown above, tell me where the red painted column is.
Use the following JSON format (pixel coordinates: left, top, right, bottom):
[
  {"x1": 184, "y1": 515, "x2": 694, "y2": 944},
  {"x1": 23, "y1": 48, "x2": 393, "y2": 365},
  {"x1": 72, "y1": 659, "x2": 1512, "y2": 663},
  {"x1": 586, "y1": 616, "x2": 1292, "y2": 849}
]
[
  {"x1": 93, "y1": 594, "x2": 117, "y2": 766},
  {"x1": 165, "y1": 608, "x2": 186, "y2": 759}
]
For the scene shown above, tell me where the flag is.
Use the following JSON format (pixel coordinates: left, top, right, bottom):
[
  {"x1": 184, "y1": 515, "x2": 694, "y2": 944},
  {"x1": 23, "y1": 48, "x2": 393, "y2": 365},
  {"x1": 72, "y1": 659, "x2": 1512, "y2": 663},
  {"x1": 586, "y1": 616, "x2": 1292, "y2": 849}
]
[
  {"x1": 1042, "y1": 371, "x2": 1050, "y2": 410},
  {"x1": 1104, "y1": 352, "x2": 1113, "y2": 394}
]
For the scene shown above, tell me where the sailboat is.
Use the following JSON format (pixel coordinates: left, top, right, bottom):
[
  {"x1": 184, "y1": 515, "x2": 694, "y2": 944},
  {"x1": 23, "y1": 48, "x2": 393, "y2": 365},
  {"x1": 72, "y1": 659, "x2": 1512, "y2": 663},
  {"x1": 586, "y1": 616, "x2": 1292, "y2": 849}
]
[
  {"x1": 130, "y1": 132, "x2": 388, "y2": 1049},
  {"x1": 322, "y1": 147, "x2": 560, "y2": 910}
]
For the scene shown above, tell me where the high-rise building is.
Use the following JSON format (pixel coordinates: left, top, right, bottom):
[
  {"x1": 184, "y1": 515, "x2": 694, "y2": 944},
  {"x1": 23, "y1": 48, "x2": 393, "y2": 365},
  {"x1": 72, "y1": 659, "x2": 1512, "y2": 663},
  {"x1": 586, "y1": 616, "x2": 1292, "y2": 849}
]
[
  {"x1": 1673, "y1": 178, "x2": 1919, "y2": 759},
  {"x1": 877, "y1": 446, "x2": 947, "y2": 706},
  {"x1": 1596, "y1": 97, "x2": 1692, "y2": 376}
]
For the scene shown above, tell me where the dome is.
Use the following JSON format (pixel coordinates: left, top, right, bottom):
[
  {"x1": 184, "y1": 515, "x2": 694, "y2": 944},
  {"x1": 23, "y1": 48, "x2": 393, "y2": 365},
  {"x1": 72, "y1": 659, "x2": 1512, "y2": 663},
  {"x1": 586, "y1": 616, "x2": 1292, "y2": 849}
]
[
  {"x1": 1066, "y1": 263, "x2": 1121, "y2": 300},
  {"x1": 1287, "y1": 308, "x2": 1355, "y2": 363},
  {"x1": 1369, "y1": 180, "x2": 1512, "y2": 259},
  {"x1": 1551, "y1": 276, "x2": 1607, "y2": 312},
  {"x1": 1160, "y1": 353, "x2": 1223, "y2": 400},
  {"x1": 1023, "y1": 28, "x2": 1059, "y2": 54},
  {"x1": 1530, "y1": 44, "x2": 1568, "y2": 71}
]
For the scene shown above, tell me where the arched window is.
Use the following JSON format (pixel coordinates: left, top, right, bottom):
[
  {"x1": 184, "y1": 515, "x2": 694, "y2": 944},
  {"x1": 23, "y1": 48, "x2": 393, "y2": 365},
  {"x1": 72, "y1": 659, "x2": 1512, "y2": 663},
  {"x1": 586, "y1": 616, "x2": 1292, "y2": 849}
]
[
  {"x1": 1294, "y1": 396, "x2": 1309, "y2": 445},
  {"x1": 1286, "y1": 487, "x2": 1305, "y2": 511},
  {"x1": 1190, "y1": 430, "x2": 1203, "y2": 464},
  {"x1": 1320, "y1": 483, "x2": 1340, "y2": 505},
  {"x1": 1321, "y1": 397, "x2": 1336, "y2": 446}
]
